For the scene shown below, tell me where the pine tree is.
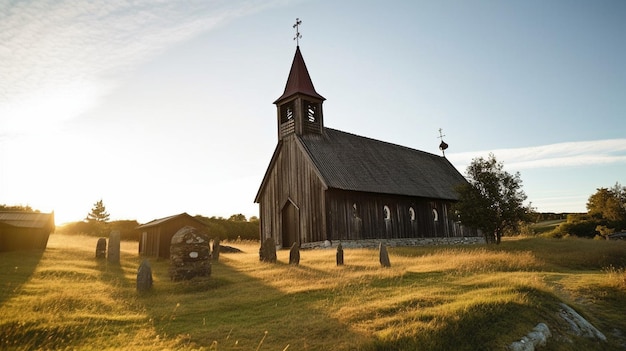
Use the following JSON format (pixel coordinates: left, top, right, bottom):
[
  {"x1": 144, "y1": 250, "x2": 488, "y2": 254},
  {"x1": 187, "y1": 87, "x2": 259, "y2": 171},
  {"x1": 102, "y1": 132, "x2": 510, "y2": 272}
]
[
  {"x1": 86, "y1": 199, "x2": 110, "y2": 223},
  {"x1": 85, "y1": 199, "x2": 110, "y2": 236}
]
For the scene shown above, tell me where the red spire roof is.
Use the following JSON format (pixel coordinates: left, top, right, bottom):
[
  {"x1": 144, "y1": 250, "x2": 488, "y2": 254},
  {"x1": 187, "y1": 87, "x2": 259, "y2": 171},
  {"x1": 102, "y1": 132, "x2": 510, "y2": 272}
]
[{"x1": 274, "y1": 46, "x2": 325, "y2": 104}]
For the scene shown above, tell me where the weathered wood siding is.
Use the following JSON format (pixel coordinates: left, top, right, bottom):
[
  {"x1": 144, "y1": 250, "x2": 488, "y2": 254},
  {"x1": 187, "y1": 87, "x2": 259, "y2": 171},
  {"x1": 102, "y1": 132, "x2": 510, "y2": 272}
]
[
  {"x1": 139, "y1": 216, "x2": 208, "y2": 258},
  {"x1": 0, "y1": 226, "x2": 51, "y2": 251},
  {"x1": 257, "y1": 135, "x2": 327, "y2": 247},
  {"x1": 325, "y1": 189, "x2": 471, "y2": 241}
]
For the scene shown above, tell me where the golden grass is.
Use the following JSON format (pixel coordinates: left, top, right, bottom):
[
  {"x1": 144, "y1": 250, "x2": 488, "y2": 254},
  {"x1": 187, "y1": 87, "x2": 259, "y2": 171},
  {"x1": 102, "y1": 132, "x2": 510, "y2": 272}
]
[{"x1": 1, "y1": 234, "x2": 625, "y2": 350}]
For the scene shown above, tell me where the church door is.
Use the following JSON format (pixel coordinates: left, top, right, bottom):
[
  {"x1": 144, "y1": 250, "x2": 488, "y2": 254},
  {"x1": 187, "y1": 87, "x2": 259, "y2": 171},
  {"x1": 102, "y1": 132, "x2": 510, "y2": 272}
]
[{"x1": 281, "y1": 201, "x2": 299, "y2": 248}]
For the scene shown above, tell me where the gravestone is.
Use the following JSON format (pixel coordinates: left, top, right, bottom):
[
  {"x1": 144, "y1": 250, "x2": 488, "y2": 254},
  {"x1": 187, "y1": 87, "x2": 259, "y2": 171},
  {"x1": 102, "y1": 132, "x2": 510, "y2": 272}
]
[
  {"x1": 336, "y1": 243, "x2": 344, "y2": 266},
  {"x1": 289, "y1": 242, "x2": 300, "y2": 265},
  {"x1": 169, "y1": 226, "x2": 211, "y2": 281},
  {"x1": 379, "y1": 242, "x2": 391, "y2": 267},
  {"x1": 95, "y1": 237, "x2": 107, "y2": 259},
  {"x1": 212, "y1": 238, "x2": 221, "y2": 262},
  {"x1": 107, "y1": 230, "x2": 120, "y2": 264},
  {"x1": 260, "y1": 237, "x2": 277, "y2": 263},
  {"x1": 136, "y1": 259, "x2": 153, "y2": 292}
]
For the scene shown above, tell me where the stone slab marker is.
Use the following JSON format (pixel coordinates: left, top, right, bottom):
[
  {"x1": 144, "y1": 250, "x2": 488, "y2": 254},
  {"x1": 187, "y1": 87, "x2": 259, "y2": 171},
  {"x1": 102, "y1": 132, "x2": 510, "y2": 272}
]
[
  {"x1": 289, "y1": 242, "x2": 300, "y2": 265},
  {"x1": 379, "y1": 242, "x2": 391, "y2": 267},
  {"x1": 95, "y1": 237, "x2": 107, "y2": 259},
  {"x1": 107, "y1": 230, "x2": 120, "y2": 264},
  {"x1": 336, "y1": 243, "x2": 344, "y2": 266},
  {"x1": 136, "y1": 259, "x2": 153, "y2": 292},
  {"x1": 260, "y1": 237, "x2": 277, "y2": 263},
  {"x1": 212, "y1": 238, "x2": 220, "y2": 262}
]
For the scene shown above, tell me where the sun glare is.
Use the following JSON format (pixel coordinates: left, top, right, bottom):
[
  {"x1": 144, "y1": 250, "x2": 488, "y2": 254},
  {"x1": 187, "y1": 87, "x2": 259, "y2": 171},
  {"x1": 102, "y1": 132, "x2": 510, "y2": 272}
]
[{"x1": 2, "y1": 80, "x2": 104, "y2": 135}]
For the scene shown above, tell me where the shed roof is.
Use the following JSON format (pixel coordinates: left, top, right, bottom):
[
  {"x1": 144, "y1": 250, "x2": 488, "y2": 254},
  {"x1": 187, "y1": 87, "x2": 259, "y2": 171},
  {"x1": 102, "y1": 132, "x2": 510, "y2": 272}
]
[
  {"x1": 0, "y1": 211, "x2": 55, "y2": 229},
  {"x1": 297, "y1": 128, "x2": 467, "y2": 200},
  {"x1": 136, "y1": 212, "x2": 204, "y2": 229},
  {"x1": 273, "y1": 46, "x2": 325, "y2": 104}
]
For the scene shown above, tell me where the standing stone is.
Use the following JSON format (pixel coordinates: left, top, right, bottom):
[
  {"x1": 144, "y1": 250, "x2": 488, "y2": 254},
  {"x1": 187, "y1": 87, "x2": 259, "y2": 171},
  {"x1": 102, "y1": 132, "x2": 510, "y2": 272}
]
[
  {"x1": 289, "y1": 242, "x2": 300, "y2": 265},
  {"x1": 379, "y1": 242, "x2": 391, "y2": 267},
  {"x1": 95, "y1": 237, "x2": 107, "y2": 259},
  {"x1": 336, "y1": 243, "x2": 344, "y2": 266},
  {"x1": 136, "y1": 259, "x2": 153, "y2": 292},
  {"x1": 107, "y1": 230, "x2": 120, "y2": 264},
  {"x1": 260, "y1": 237, "x2": 277, "y2": 263},
  {"x1": 169, "y1": 226, "x2": 211, "y2": 281},
  {"x1": 212, "y1": 238, "x2": 221, "y2": 262}
]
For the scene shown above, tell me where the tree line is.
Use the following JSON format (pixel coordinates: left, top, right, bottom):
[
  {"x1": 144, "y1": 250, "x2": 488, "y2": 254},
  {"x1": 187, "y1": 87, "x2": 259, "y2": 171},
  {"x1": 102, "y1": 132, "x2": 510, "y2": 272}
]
[
  {"x1": 53, "y1": 200, "x2": 260, "y2": 241},
  {"x1": 548, "y1": 183, "x2": 626, "y2": 239}
]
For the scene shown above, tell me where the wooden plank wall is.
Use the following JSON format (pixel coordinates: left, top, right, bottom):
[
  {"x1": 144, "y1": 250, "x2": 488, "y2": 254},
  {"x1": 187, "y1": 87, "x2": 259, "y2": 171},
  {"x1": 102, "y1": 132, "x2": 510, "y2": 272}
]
[
  {"x1": 257, "y1": 138, "x2": 477, "y2": 247},
  {"x1": 257, "y1": 135, "x2": 327, "y2": 247},
  {"x1": 326, "y1": 190, "x2": 472, "y2": 241},
  {"x1": 140, "y1": 217, "x2": 208, "y2": 258}
]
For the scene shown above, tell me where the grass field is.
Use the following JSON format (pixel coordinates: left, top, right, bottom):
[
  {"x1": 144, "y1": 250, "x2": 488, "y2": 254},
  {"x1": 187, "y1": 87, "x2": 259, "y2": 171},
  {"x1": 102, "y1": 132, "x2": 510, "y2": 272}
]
[
  {"x1": 531, "y1": 219, "x2": 567, "y2": 235},
  {"x1": 1, "y1": 234, "x2": 625, "y2": 350}
]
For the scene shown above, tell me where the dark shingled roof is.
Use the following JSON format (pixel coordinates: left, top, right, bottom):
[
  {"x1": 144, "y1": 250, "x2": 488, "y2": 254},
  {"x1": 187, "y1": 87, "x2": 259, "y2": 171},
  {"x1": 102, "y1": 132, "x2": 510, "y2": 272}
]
[
  {"x1": 297, "y1": 128, "x2": 466, "y2": 200},
  {"x1": 136, "y1": 212, "x2": 204, "y2": 229},
  {"x1": 0, "y1": 211, "x2": 55, "y2": 229},
  {"x1": 274, "y1": 46, "x2": 325, "y2": 104}
]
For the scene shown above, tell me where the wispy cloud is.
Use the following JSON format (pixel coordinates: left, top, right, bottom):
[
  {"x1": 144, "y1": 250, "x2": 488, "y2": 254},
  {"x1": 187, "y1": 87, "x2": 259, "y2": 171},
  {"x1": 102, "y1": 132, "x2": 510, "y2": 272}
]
[
  {"x1": 447, "y1": 139, "x2": 626, "y2": 171},
  {"x1": 0, "y1": 0, "x2": 283, "y2": 134}
]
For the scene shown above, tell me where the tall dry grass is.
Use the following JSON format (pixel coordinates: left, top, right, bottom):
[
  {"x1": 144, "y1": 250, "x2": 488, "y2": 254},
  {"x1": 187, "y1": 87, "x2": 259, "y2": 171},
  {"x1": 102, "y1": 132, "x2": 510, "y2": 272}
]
[{"x1": 1, "y1": 234, "x2": 625, "y2": 350}]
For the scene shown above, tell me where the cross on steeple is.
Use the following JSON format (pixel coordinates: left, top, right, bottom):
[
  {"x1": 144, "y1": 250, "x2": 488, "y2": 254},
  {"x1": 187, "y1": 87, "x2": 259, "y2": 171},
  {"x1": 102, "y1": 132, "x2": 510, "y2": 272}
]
[
  {"x1": 437, "y1": 128, "x2": 446, "y2": 141},
  {"x1": 293, "y1": 18, "x2": 302, "y2": 46},
  {"x1": 437, "y1": 128, "x2": 449, "y2": 157}
]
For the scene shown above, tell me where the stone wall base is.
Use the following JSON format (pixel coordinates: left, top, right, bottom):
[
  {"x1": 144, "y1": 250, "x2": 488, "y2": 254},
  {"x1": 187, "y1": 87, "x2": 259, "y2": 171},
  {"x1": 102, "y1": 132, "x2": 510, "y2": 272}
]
[{"x1": 300, "y1": 236, "x2": 486, "y2": 249}]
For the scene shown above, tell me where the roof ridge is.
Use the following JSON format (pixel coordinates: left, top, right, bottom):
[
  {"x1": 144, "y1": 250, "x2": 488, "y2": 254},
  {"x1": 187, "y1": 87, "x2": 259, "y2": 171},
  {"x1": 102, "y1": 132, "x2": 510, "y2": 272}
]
[{"x1": 323, "y1": 127, "x2": 443, "y2": 159}]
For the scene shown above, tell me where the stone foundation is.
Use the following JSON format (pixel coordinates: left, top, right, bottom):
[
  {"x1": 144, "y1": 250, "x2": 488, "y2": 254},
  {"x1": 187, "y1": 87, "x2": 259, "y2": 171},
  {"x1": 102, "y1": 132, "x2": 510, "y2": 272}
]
[{"x1": 300, "y1": 236, "x2": 485, "y2": 249}]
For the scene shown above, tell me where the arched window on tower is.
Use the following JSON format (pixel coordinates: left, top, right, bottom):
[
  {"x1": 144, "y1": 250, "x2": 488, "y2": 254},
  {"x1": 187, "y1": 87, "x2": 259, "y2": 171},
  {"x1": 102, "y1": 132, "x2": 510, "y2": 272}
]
[
  {"x1": 304, "y1": 101, "x2": 317, "y2": 123},
  {"x1": 280, "y1": 102, "x2": 294, "y2": 123},
  {"x1": 279, "y1": 101, "x2": 296, "y2": 138}
]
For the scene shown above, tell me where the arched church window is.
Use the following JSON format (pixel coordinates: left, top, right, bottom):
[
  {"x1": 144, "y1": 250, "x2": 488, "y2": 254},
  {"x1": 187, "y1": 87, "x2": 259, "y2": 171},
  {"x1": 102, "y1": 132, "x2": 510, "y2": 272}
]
[
  {"x1": 432, "y1": 208, "x2": 439, "y2": 222},
  {"x1": 280, "y1": 102, "x2": 294, "y2": 123},
  {"x1": 303, "y1": 100, "x2": 317, "y2": 123},
  {"x1": 383, "y1": 205, "x2": 391, "y2": 220},
  {"x1": 409, "y1": 207, "x2": 416, "y2": 221}
]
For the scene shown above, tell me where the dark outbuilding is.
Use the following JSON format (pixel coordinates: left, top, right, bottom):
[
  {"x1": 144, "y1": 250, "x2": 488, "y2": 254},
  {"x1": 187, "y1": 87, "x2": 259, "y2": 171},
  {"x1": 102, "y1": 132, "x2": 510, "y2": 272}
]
[
  {"x1": 136, "y1": 212, "x2": 208, "y2": 259},
  {"x1": 0, "y1": 211, "x2": 55, "y2": 252}
]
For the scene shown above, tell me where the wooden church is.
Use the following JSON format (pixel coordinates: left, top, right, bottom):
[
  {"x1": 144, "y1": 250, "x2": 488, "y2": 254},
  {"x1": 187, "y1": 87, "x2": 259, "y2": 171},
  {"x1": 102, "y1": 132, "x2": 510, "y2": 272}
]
[{"x1": 255, "y1": 45, "x2": 476, "y2": 248}]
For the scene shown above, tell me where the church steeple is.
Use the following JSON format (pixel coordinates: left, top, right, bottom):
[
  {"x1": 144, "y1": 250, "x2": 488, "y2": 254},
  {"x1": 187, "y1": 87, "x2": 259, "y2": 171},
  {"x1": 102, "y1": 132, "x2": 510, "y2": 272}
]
[{"x1": 274, "y1": 45, "x2": 325, "y2": 140}]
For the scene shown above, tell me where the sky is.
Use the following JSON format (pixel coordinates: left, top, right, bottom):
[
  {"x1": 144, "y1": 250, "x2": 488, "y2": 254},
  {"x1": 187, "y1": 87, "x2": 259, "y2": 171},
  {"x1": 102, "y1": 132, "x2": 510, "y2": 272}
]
[{"x1": 1, "y1": 0, "x2": 625, "y2": 225}]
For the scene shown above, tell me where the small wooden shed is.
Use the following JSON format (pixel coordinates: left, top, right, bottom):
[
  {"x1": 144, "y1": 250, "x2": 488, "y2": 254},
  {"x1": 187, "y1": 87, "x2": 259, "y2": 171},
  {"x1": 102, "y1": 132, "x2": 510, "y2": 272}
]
[
  {"x1": 136, "y1": 212, "x2": 208, "y2": 258},
  {"x1": 0, "y1": 211, "x2": 55, "y2": 252}
]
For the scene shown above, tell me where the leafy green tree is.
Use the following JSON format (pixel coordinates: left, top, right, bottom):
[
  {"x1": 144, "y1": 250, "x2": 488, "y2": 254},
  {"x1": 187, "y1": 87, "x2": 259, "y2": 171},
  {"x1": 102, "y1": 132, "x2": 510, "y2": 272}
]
[
  {"x1": 452, "y1": 154, "x2": 531, "y2": 244},
  {"x1": 85, "y1": 199, "x2": 110, "y2": 236},
  {"x1": 228, "y1": 213, "x2": 247, "y2": 222},
  {"x1": 0, "y1": 204, "x2": 36, "y2": 212},
  {"x1": 587, "y1": 183, "x2": 626, "y2": 222},
  {"x1": 194, "y1": 215, "x2": 259, "y2": 240}
]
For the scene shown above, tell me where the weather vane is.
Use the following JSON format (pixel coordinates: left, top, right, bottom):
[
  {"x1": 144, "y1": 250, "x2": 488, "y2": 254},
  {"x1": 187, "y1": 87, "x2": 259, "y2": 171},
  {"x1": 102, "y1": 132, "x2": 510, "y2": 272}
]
[
  {"x1": 437, "y1": 128, "x2": 449, "y2": 157},
  {"x1": 293, "y1": 18, "x2": 302, "y2": 46}
]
